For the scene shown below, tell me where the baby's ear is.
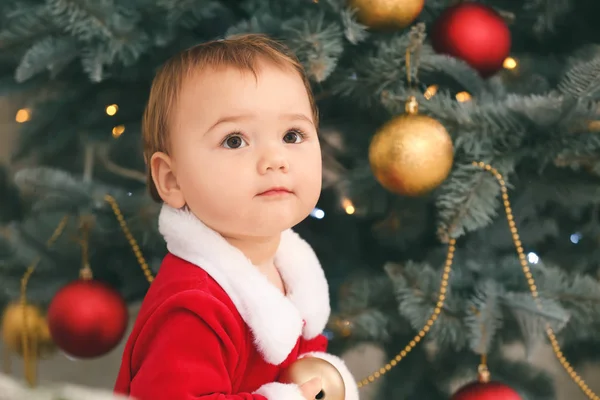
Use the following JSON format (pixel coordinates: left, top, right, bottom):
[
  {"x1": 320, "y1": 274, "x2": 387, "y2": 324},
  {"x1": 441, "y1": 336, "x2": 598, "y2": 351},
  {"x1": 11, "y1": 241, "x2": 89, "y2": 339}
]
[{"x1": 150, "y1": 152, "x2": 186, "y2": 208}]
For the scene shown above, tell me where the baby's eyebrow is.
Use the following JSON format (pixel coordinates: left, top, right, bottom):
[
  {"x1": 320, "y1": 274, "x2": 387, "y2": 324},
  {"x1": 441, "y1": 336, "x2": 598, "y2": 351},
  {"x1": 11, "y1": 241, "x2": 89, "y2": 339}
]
[
  {"x1": 280, "y1": 113, "x2": 313, "y2": 125},
  {"x1": 205, "y1": 113, "x2": 263, "y2": 133},
  {"x1": 209, "y1": 114, "x2": 251, "y2": 131},
  {"x1": 208, "y1": 113, "x2": 314, "y2": 131}
]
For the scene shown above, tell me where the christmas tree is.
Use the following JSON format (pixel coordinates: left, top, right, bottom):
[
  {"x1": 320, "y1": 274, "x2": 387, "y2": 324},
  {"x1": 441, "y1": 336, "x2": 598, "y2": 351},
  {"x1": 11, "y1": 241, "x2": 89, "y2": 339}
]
[{"x1": 2, "y1": 0, "x2": 600, "y2": 399}]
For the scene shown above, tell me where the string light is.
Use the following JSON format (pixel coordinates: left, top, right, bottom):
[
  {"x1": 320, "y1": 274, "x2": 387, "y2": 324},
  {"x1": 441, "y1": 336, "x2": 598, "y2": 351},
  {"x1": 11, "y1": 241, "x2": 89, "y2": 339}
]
[
  {"x1": 424, "y1": 85, "x2": 438, "y2": 100},
  {"x1": 419, "y1": 59, "x2": 519, "y2": 106},
  {"x1": 342, "y1": 198, "x2": 355, "y2": 215},
  {"x1": 456, "y1": 91, "x2": 472, "y2": 102},
  {"x1": 106, "y1": 104, "x2": 119, "y2": 116},
  {"x1": 503, "y1": 57, "x2": 517, "y2": 70},
  {"x1": 310, "y1": 208, "x2": 325, "y2": 219},
  {"x1": 15, "y1": 108, "x2": 31, "y2": 123},
  {"x1": 112, "y1": 125, "x2": 125, "y2": 138},
  {"x1": 527, "y1": 252, "x2": 539, "y2": 264},
  {"x1": 426, "y1": 85, "x2": 473, "y2": 103}
]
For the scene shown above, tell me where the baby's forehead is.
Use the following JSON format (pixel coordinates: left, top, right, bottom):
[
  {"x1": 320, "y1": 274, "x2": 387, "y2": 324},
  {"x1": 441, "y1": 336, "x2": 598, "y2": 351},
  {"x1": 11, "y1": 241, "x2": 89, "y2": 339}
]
[
  {"x1": 177, "y1": 62, "x2": 308, "y2": 105},
  {"x1": 164, "y1": 53, "x2": 317, "y2": 125},
  {"x1": 184, "y1": 58, "x2": 298, "y2": 83},
  {"x1": 174, "y1": 63, "x2": 311, "y2": 114}
]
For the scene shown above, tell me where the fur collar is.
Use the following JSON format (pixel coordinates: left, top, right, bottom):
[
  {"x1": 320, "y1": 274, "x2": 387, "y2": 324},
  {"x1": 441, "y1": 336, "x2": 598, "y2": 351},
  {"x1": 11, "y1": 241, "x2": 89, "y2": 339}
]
[{"x1": 158, "y1": 205, "x2": 330, "y2": 365}]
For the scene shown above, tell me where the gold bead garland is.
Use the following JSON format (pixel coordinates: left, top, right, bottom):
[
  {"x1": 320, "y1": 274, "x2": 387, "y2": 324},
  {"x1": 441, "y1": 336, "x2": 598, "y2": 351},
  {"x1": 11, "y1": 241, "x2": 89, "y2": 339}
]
[
  {"x1": 104, "y1": 194, "x2": 154, "y2": 284},
  {"x1": 472, "y1": 161, "x2": 599, "y2": 400},
  {"x1": 356, "y1": 237, "x2": 456, "y2": 388}
]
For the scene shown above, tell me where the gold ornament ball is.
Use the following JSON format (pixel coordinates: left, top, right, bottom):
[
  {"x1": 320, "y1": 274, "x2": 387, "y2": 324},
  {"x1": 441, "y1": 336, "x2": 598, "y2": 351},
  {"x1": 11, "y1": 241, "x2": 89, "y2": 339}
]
[
  {"x1": 279, "y1": 357, "x2": 345, "y2": 400},
  {"x1": 1, "y1": 302, "x2": 56, "y2": 358},
  {"x1": 348, "y1": 0, "x2": 425, "y2": 30},
  {"x1": 369, "y1": 97, "x2": 454, "y2": 196}
]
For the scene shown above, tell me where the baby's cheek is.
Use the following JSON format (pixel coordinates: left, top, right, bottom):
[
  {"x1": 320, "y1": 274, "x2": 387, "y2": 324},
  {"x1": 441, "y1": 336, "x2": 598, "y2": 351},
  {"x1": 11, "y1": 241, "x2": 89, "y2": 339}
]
[{"x1": 298, "y1": 176, "x2": 322, "y2": 209}]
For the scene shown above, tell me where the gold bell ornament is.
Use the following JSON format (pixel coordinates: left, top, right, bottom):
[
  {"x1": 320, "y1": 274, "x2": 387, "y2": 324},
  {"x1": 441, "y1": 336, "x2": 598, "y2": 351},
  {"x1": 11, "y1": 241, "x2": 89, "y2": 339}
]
[
  {"x1": 2, "y1": 301, "x2": 56, "y2": 386},
  {"x1": 1, "y1": 302, "x2": 56, "y2": 358},
  {"x1": 279, "y1": 357, "x2": 345, "y2": 400}
]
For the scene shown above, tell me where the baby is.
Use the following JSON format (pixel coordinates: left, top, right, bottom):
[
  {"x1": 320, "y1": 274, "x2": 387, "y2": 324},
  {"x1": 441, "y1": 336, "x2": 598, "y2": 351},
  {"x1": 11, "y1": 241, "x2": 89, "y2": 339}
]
[{"x1": 113, "y1": 34, "x2": 359, "y2": 400}]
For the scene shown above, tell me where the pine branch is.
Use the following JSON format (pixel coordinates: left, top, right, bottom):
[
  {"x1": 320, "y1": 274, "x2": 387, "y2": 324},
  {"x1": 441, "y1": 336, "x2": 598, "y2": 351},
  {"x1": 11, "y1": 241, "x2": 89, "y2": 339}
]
[
  {"x1": 338, "y1": 8, "x2": 368, "y2": 45},
  {"x1": 0, "y1": 4, "x2": 60, "y2": 51},
  {"x1": 502, "y1": 292, "x2": 570, "y2": 355},
  {"x1": 11, "y1": 167, "x2": 150, "y2": 231},
  {"x1": 13, "y1": 167, "x2": 93, "y2": 206},
  {"x1": 523, "y1": 165, "x2": 600, "y2": 208},
  {"x1": 426, "y1": 96, "x2": 526, "y2": 156},
  {"x1": 336, "y1": 272, "x2": 395, "y2": 314},
  {"x1": 418, "y1": 51, "x2": 488, "y2": 97},
  {"x1": 331, "y1": 32, "x2": 415, "y2": 106},
  {"x1": 333, "y1": 161, "x2": 390, "y2": 216},
  {"x1": 80, "y1": 31, "x2": 153, "y2": 82},
  {"x1": 557, "y1": 56, "x2": 600, "y2": 98},
  {"x1": 0, "y1": 225, "x2": 41, "y2": 270},
  {"x1": 157, "y1": 0, "x2": 227, "y2": 27},
  {"x1": 543, "y1": 269, "x2": 600, "y2": 310},
  {"x1": 329, "y1": 308, "x2": 404, "y2": 342},
  {"x1": 14, "y1": 36, "x2": 78, "y2": 82},
  {"x1": 524, "y1": 0, "x2": 574, "y2": 35},
  {"x1": 227, "y1": 7, "x2": 346, "y2": 83},
  {"x1": 0, "y1": 211, "x2": 80, "y2": 278},
  {"x1": 384, "y1": 261, "x2": 469, "y2": 350},
  {"x1": 436, "y1": 160, "x2": 514, "y2": 241},
  {"x1": 282, "y1": 10, "x2": 344, "y2": 82},
  {"x1": 465, "y1": 281, "x2": 504, "y2": 355},
  {"x1": 46, "y1": 0, "x2": 137, "y2": 42},
  {"x1": 10, "y1": 87, "x2": 85, "y2": 161}
]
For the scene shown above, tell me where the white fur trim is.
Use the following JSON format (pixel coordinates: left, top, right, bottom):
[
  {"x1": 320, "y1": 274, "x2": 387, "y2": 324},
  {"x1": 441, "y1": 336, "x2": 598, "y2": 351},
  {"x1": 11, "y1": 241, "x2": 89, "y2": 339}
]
[
  {"x1": 254, "y1": 382, "x2": 304, "y2": 400},
  {"x1": 300, "y1": 353, "x2": 360, "y2": 400},
  {"x1": 158, "y1": 205, "x2": 330, "y2": 365}
]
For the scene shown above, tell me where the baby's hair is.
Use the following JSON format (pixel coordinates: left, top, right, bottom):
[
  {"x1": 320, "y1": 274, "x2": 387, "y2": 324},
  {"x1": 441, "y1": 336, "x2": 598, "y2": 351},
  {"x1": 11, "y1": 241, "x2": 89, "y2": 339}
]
[{"x1": 142, "y1": 33, "x2": 318, "y2": 203}]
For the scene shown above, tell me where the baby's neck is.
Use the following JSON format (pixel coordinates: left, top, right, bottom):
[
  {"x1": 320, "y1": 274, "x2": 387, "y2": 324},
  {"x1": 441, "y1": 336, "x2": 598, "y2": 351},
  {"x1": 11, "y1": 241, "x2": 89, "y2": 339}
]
[
  {"x1": 222, "y1": 233, "x2": 280, "y2": 269},
  {"x1": 221, "y1": 232, "x2": 286, "y2": 295}
]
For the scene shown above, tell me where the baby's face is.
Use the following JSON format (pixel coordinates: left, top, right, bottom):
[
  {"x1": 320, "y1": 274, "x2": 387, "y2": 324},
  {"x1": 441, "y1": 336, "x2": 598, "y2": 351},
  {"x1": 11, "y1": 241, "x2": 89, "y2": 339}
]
[{"x1": 165, "y1": 61, "x2": 322, "y2": 239}]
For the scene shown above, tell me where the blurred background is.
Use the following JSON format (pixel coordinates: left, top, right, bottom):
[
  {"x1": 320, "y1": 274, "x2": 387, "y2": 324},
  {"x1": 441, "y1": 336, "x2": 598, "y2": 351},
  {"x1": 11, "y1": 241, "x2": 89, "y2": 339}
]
[{"x1": 2, "y1": 1, "x2": 600, "y2": 399}]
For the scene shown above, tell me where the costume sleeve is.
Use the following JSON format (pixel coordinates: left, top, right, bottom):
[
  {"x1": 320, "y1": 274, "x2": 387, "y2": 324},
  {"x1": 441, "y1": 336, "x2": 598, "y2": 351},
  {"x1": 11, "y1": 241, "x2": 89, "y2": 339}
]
[
  {"x1": 298, "y1": 334, "x2": 360, "y2": 400},
  {"x1": 130, "y1": 300, "x2": 305, "y2": 400}
]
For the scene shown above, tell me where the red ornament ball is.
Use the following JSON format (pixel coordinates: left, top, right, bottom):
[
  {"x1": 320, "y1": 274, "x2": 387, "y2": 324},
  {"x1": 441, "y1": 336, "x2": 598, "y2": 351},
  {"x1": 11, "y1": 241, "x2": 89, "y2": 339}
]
[
  {"x1": 47, "y1": 279, "x2": 128, "y2": 359},
  {"x1": 452, "y1": 381, "x2": 522, "y2": 400},
  {"x1": 431, "y1": 3, "x2": 511, "y2": 77}
]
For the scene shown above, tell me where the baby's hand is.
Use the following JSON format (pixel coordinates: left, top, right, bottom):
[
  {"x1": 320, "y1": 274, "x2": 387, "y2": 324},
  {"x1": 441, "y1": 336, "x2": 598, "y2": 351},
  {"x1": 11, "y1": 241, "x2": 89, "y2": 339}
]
[{"x1": 299, "y1": 377, "x2": 322, "y2": 400}]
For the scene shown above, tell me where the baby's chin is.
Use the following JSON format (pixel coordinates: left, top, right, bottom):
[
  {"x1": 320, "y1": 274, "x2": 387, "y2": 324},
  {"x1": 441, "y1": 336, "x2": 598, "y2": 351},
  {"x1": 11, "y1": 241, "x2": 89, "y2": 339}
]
[
  {"x1": 188, "y1": 198, "x2": 315, "y2": 239},
  {"x1": 242, "y1": 214, "x2": 306, "y2": 237},
  {"x1": 221, "y1": 210, "x2": 309, "y2": 239}
]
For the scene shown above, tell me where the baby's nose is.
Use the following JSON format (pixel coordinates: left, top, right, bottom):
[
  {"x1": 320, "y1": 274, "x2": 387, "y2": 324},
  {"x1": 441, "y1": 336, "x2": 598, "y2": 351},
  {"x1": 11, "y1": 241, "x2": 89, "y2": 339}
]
[{"x1": 257, "y1": 147, "x2": 289, "y2": 174}]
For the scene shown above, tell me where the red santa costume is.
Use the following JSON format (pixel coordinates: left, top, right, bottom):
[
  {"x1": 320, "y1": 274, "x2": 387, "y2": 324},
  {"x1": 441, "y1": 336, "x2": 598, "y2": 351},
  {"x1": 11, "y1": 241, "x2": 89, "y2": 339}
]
[{"x1": 114, "y1": 205, "x2": 359, "y2": 400}]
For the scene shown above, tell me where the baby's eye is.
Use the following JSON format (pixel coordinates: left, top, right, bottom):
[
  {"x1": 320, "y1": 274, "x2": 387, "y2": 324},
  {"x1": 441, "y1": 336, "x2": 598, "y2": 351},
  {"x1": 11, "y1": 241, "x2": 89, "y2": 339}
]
[
  {"x1": 222, "y1": 134, "x2": 248, "y2": 149},
  {"x1": 283, "y1": 129, "x2": 305, "y2": 144}
]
